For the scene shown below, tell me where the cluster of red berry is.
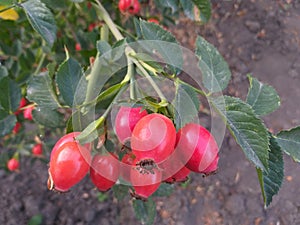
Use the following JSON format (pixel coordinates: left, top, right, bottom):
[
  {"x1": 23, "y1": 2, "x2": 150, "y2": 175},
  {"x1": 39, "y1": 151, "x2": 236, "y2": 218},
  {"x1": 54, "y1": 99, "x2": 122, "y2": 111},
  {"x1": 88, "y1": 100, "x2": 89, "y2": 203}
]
[
  {"x1": 6, "y1": 98, "x2": 42, "y2": 172},
  {"x1": 118, "y1": 0, "x2": 141, "y2": 15},
  {"x1": 48, "y1": 107, "x2": 219, "y2": 200}
]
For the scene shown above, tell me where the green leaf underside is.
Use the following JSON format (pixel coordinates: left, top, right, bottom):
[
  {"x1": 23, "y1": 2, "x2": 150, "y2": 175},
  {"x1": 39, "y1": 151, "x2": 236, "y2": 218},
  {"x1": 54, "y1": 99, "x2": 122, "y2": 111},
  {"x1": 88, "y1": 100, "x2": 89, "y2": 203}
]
[
  {"x1": 32, "y1": 107, "x2": 64, "y2": 128},
  {"x1": 173, "y1": 81, "x2": 200, "y2": 129},
  {"x1": 246, "y1": 75, "x2": 280, "y2": 116},
  {"x1": 156, "y1": 0, "x2": 179, "y2": 14},
  {"x1": 21, "y1": 0, "x2": 57, "y2": 47},
  {"x1": 152, "y1": 183, "x2": 174, "y2": 197},
  {"x1": 133, "y1": 198, "x2": 156, "y2": 225},
  {"x1": 27, "y1": 72, "x2": 60, "y2": 109},
  {"x1": 195, "y1": 36, "x2": 231, "y2": 93},
  {"x1": 257, "y1": 135, "x2": 284, "y2": 207},
  {"x1": 0, "y1": 114, "x2": 16, "y2": 137},
  {"x1": 180, "y1": 0, "x2": 195, "y2": 20},
  {"x1": 191, "y1": 0, "x2": 212, "y2": 23},
  {"x1": 111, "y1": 185, "x2": 129, "y2": 201},
  {"x1": 212, "y1": 96, "x2": 270, "y2": 170},
  {"x1": 56, "y1": 57, "x2": 87, "y2": 107},
  {"x1": 139, "y1": 20, "x2": 183, "y2": 74},
  {"x1": 0, "y1": 77, "x2": 21, "y2": 113},
  {"x1": 276, "y1": 126, "x2": 300, "y2": 162}
]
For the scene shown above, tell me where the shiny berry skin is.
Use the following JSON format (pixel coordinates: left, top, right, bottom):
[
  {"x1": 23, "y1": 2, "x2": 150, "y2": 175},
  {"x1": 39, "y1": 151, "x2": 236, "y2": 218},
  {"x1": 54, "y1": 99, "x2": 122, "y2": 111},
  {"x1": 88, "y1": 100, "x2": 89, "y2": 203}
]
[
  {"x1": 75, "y1": 43, "x2": 81, "y2": 51},
  {"x1": 130, "y1": 160, "x2": 162, "y2": 199},
  {"x1": 160, "y1": 151, "x2": 190, "y2": 183},
  {"x1": 164, "y1": 166, "x2": 190, "y2": 183},
  {"x1": 115, "y1": 106, "x2": 148, "y2": 144},
  {"x1": 23, "y1": 105, "x2": 34, "y2": 120},
  {"x1": 7, "y1": 158, "x2": 19, "y2": 171},
  {"x1": 120, "y1": 153, "x2": 136, "y2": 182},
  {"x1": 48, "y1": 142, "x2": 91, "y2": 192},
  {"x1": 12, "y1": 122, "x2": 21, "y2": 134},
  {"x1": 176, "y1": 123, "x2": 219, "y2": 173},
  {"x1": 118, "y1": 0, "x2": 140, "y2": 15},
  {"x1": 131, "y1": 113, "x2": 176, "y2": 163},
  {"x1": 50, "y1": 132, "x2": 91, "y2": 161},
  {"x1": 90, "y1": 154, "x2": 120, "y2": 192},
  {"x1": 32, "y1": 143, "x2": 43, "y2": 156}
]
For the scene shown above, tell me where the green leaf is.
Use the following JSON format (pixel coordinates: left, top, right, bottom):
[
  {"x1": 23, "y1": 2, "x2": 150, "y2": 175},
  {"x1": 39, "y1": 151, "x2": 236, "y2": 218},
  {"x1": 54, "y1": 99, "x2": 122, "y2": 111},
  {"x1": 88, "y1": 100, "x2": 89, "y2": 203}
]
[
  {"x1": 257, "y1": 135, "x2": 284, "y2": 207},
  {"x1": 21, "y1": 0, "x2": 57, "y2": 47},
  {"x1": 195, "y1": 36, "x2": 231, "y2": 93},
  {"x1": 133, "y1": 198, "x2": 157, "y2": 225},
  {"x1": 173, "y1": 81, "x2": 200, "y2": 129},
  {"x1": 56, "y1": 57, "x2": 87, "y2": 107},
  {"x1": 70, "y1": 0, "x2": 85, "y2": 2},
  {"x1": 41, "y1": 0, "x2": 67, "y2": 9},
  {"x1": 0, "y1": 77, "x2": 21, "y2": 113},
  {"x1": 0, "y1": 114, "x2": 16, "y2": 137},
  {"x1": 27, "y1": 72, "x2": 60, "y2": 109},
  {"x1": 112, "y1": 184, "x2": 129, "y2": 201},
  {"x1": 180, "y1": 0, "x2": 195, "y2": 20},
  {"x1": 212, "y1": 96, "x2": 270, "y2": 170},
  {"x1": 139, "y1": 20, "x2": 183, "y2": 74},
  {"x1": 152, "y1": 183, "x2": 174, "y2": 197},
  {"x1": 97, "y1": 40, "x2": 112, "y2": 56},
  {"x1": 276, "y1": 126, "x2": 300, "y2": 162},
  {"x1": 155, "y1": 0, "x2": 179, "y2": 14},
  {"x1": 28, "y1": 214, "x2": 43, "y2": 225},
  {"x1": 191, "y1": 0, "x2": 212, "y2": 23},
  {"x1": 76, "y1": 117, "x2": 105, "y2": 144},
  {"x1": 95, "y1": 83, "x2": 126, "y2": 109},
  {"x1": 246, "y1": 75, "x2": 280, "y2": 116},
  {"x1": 0, "y1": 66, "x2": 8, "y2": 80},
  {"x1": 32, "y1": 107, "x2": 64, "y2": 128}
]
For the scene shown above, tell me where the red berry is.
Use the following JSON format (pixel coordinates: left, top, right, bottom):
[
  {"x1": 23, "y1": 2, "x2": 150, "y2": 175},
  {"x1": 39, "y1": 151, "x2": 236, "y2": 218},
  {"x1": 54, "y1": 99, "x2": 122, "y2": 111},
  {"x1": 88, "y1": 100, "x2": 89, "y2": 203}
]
[
  {"x1": 131, "y1": 159, "x2": 162, "y2": 199},
  {"x1": 131, "y1": 113, "x2": 176, "y2": 163},
  {"x1": 148, "y1": 18, "x2": 159, "y2": 24},
  {"x1": 176, "y1": 123, "x2": 219, "y2": 173},
  {"x1": 7, "y1": 158, "x2": 19, "y2": 171},
  {"x1": 90, "y1": 154, "x2": 120, "y2": 192},
  {"x1": 160, "y1": 151, "x2": 190, "y2": 183},
  {"x1": 23, "y1": 105, "x2": 34, "y2": 120},
  {"x1": 115, "y1": 106, "x2": 148, "y2": 144},
  {"x1": 128, "y1": 0, "x2": 140, "y2": 15},
  {"x1": 88, "y1": 23, "x2": 96, "y2": 32},
  {"x1": 14, "y1": 97, "x2": 27, "y2": 115},
  {"x1": 48, "y1": 142, "x2": 91, "y2": 192},
  {"x1": 87, "y1": 2, "x2": 92, "y2": 9},
  {"x1": 118, "y1": 0, "x2": 140, "y2": 15},
  {"x1": 12, "y1": 122, "x2": 21, "y2": 134},
  {"x1": 50, "y1": 132, "x2": 91, "y2": 161},
  {"x1": 120, "y1": 153, "x2": 136, "y2": 182},
  {"x1": 32, "y1": 143, "x2": 43, "y2": 156},
  {"x1": 75, "y1": 43, "x2": 81, "y2": 51}
]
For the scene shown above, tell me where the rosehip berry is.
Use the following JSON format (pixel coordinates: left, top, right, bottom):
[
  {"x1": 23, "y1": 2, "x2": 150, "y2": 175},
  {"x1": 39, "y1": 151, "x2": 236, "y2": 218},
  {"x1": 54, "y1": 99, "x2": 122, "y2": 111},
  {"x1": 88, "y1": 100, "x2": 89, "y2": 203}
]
[
  {"x1": 32, "y1": 143, "x2": 43, "y2": 156},
  {"x1": 23, "y1": 105, "x2": 34, "y2": 120},
  {"x1": 131, "y1": 113, "x2": 176, "y2": 163},
  {"x1": 50, "y1": 132, "x2": 91, "y2": 161},
  {"x1": 131, "y1": 159, "x2": 162, "y2": 199},
  {"x1": 90, "y1": 154, "x2": 120, "y2": 192},
  {"x1": 88, "y1": 23, "x2": 96, "y2": 32},
  {"x1": 176, "y1": 123, "x2": 219, "y2": 173},
  {"x1": 48, "y1": 142, "x2": 91, "y2": 192},
  {"x1": 75, "y1": 43, "x2": 81, "y2": 51},
  {"x1": 120, "y1": 153, "x2": 136, "y2": 182},
  {"x1": 14, "y1": 97, "x2": 27, "y2": 115},
  {"x1": 115, "y1": 106, "x2": 148, "y2": 144},
  {"x1": 160, "y1": 151, "x2": 190, "y2": 183},
  {"x1": 7, "y1": 158, "x2": 19, "y2": 171},
  {"x1": 12, "y1": 122, "x2": 21, "y2": 134},
  {"x1": 118, "y1": 0, "x2": 140, "y2": 15}
]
